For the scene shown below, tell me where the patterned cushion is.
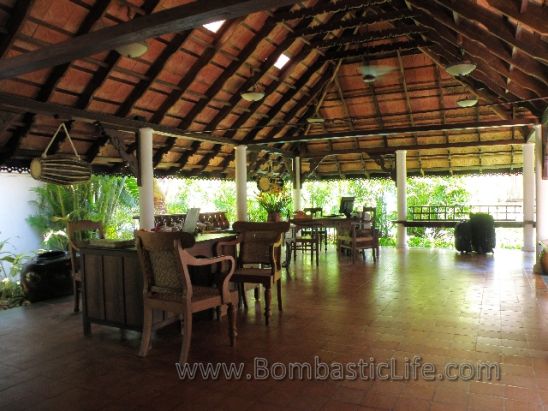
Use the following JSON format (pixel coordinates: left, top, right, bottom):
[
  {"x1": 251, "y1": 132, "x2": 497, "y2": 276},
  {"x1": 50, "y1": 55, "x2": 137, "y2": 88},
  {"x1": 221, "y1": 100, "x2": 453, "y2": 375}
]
[{"x1": 149, "y1": 250, "x2": 183, "y2": 291}]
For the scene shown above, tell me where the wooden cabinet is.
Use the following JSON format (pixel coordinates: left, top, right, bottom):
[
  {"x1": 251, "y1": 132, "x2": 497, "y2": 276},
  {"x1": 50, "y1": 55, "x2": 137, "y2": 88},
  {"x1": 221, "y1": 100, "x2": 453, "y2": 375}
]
[{"x1": 80, "y1": 233, "x2": 236, "y2": 335}]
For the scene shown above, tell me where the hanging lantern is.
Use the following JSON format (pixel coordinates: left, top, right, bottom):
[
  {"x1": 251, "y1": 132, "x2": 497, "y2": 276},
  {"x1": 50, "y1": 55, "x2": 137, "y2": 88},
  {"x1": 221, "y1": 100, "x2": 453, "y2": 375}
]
[{"x1": 30, "y1": 123, "x2": 91, "y2": 185}]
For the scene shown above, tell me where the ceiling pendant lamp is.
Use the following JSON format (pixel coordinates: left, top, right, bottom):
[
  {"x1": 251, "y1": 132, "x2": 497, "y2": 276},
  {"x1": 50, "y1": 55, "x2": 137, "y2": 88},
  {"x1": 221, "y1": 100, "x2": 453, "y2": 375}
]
[
  {"x1": 115, "y1": 41, "x2": 149, "y2": 58},
  {"x1": 241, "y1": 89, "x2": 265, "y2": 102},
  {"x1": 241, "y1": 66, "x2": 265, "y2": 102},
  {"x1": 457, "y1": 97, "x2": 479, "y2": 107},
  {"x1": 446, "y1": 48, "x2": 476, "y2": 77},
  {"x1": 446, "y1": 62, "x2": 477, "y2": 77}
]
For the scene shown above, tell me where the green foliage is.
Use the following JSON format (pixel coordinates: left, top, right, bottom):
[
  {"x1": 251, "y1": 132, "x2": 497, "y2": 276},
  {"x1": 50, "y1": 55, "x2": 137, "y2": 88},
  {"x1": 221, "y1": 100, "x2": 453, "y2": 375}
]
[
  {"x1": 26, "y1": 176, "x2": 138, "y2": 249},
  {"x1": 213, "y1": 181, "x2": 237, "y2": 222},
  {"x1": 257, "y1": 191, "x2": 291, "y2": 214},
  {"x1": 0, "y1": 235, "x2": 29, "y2": 309}
]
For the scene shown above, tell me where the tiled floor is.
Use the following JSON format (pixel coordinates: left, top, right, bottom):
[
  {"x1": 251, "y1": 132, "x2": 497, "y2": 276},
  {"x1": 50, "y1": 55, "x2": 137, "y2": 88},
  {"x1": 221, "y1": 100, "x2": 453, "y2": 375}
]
[{"x1": 0, "y1": 247, "x2": 547, "y2": 411}]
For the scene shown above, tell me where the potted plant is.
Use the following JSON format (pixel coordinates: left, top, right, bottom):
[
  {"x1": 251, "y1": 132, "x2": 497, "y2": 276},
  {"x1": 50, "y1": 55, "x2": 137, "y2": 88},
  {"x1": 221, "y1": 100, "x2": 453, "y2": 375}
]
[{"x1": 257, "y1": 191, "x2": 291, "y2": 222}]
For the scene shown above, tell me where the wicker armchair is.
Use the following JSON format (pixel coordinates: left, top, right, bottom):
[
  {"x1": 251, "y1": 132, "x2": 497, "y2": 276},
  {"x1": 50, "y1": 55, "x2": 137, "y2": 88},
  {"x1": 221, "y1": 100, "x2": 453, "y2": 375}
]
[
  {"x1": 135, "y1": 231, "x2": 237, "y2": 363},
  {"x1": 216, "y1": 221, "x2": 290, "y2": 325},
  {"x1": 67, "y1": 220, "x2": 104, "y2": 312},
  {"x1": 337, "y1": 207, "x2": 380, "y2": 263}
]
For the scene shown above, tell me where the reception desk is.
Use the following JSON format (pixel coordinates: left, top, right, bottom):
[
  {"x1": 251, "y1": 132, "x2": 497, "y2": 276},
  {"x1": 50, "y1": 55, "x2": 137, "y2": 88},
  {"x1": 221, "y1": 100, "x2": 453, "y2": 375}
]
[{"x1": 79, "y1": 233, "x2": 236, "y2": 335}]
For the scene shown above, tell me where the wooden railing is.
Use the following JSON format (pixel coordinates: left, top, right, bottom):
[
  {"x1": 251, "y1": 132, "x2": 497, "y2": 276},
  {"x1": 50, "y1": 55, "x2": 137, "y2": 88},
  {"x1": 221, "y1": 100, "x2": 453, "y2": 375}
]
[{"x1": 408, "y1": 204, "x2": 522, "y2": 222}]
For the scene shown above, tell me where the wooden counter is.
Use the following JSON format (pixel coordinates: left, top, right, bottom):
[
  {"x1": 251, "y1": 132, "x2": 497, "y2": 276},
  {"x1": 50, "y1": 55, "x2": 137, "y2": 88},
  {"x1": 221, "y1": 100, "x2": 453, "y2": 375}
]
[{"x1": 79, "y1": 232, "x2": 236, "y2": 335}]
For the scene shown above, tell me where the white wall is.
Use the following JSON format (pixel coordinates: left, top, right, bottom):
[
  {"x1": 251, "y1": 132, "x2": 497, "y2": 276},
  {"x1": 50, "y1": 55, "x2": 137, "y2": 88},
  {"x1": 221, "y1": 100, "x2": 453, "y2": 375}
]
[{"x1": 0, "y1": 172, "x2": 42, "y2": 255}]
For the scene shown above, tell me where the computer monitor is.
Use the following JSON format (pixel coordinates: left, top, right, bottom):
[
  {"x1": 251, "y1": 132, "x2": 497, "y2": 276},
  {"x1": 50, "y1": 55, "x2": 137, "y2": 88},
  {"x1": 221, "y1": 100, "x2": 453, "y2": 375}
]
[
  {"x1": 182, "y1": 208, "x2": 200, "y2": 233},
  {"x1": 339, "y1": 197, "x2": 355, "y2": 218}
]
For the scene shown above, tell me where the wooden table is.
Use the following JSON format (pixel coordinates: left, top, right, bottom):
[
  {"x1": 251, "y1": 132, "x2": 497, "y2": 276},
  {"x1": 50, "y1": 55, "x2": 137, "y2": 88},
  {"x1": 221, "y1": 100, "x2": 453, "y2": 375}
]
[{"x1": 79, "y1": 232, "x2": 236, "y2": 335}]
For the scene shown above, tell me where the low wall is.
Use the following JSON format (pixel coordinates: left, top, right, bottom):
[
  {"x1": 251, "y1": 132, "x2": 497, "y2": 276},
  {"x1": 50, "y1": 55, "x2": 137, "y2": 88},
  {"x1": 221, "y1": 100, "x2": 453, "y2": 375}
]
[{"x1": 0, "y1": 172, "x2": 42, "y2": 256}]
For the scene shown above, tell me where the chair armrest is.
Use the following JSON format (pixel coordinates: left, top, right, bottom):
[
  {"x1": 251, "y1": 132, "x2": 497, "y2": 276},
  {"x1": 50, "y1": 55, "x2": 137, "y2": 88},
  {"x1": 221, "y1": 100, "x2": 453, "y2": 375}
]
[
  {"x1": 215, "y1": 237, "x2": 241, "y2": 256},
  {"x1": 184, "y1": 253, "x2": 236, "y2": 303}
]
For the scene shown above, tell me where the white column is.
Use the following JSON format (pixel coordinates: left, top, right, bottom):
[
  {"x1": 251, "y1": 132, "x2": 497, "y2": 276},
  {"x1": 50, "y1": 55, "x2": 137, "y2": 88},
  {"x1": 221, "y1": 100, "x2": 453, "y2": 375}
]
[
  {"x1": 235, "y1": 145, "x2": 248, "y2": 221},
  {"x1": 138, "y1": 127, "x2": 154, "y2": 230},
  {"x1": 535, "y1": 125, "x2": 548, "y2": 262},
  {"x1": 396, "y1": 150, "x2": 407, "y2": 249},
  {"x1": 293, "y1": 156, "x2": 302, "y2": 212},
  {"x1": 523, "y1": 142, "x2": 535, "y2": 252}
]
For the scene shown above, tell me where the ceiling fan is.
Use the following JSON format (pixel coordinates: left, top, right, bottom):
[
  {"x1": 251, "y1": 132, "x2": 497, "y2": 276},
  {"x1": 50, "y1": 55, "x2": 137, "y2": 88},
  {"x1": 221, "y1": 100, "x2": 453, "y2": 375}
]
[{"x1": 358, "y1": 65, "x2": 396, "y2": 83}]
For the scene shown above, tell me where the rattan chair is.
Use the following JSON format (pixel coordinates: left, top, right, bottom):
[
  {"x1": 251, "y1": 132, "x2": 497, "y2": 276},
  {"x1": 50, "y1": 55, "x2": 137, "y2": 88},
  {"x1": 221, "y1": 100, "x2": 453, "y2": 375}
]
[
  {"x1": 216, "y1": 221, "x2": 290, "y2": 325},
  {"x1": 135, "y1": 230, "x2": 237, "y2": 363},
  {"x1": 67, "y1": 220, "x2": 104, "y2": 312},
  {"x1": 337, "y1": 206, "x2": 380, "y2": 263}
]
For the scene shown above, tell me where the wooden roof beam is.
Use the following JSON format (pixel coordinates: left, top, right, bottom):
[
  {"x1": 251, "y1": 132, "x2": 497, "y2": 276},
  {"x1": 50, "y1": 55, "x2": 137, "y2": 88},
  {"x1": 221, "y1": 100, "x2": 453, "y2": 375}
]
[
  {"x1": 0, "y1": 0, "x2": 34, "y2": 57},
  {"x1": 275, "y1": 0, "x2": 390, "y2": 21},
  {"x1": 304, "y1": 138, "x2": 523, "y2": 158},
  {"x1": 310, "y1": 26, "x2": 428, "y2": 48},
  {"x1": 0, "y1": 0, "x2": 301, "y2": 80},
  {"x1": 251, "y1": 119, "x2": 536, "y2": 145},
  {"x1": 486, "y1": 0, "x2": 547, "y2": 35},
  {"x1": 0, "y1": 92, "x2": 236, "y2": 145},
  {"x1": 432, "y1": 0, "x2": 548, "y2": 63},
  {"x1": 298, "y1": 9, "x2": 414, "y2": 36}
]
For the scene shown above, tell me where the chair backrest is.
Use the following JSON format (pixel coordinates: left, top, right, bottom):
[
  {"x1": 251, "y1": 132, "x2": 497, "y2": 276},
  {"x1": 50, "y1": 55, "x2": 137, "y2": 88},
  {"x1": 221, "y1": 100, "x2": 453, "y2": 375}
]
[
  {"x1": 135, "y1": 231, "x2": 195, "y2": 296},
  {"x1": 303, "y1": 207, "x2": 323, "y2": 218},
  {"x1": 67, "y1": 220, "x2": 105, "y2": 273},
  {"x1": 232, "y1": 221, "x2": 290, "y2": 265},
  {"x1": 362, "y1": 206, "x2": 377, "y2": 229}
]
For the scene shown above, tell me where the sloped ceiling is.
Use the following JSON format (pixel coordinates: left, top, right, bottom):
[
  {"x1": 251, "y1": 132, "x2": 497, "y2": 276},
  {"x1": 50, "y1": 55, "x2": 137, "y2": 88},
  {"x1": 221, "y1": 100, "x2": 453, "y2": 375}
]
[{"x1": 0, "y1": 0, "x2": 545, "y2": 179}]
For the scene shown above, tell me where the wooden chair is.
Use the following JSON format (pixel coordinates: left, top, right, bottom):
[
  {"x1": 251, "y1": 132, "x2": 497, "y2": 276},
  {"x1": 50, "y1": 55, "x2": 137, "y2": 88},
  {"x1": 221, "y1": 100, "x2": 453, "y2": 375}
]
[
  {"x1": 67, "y1": 220, "x2": 104, "y2": 312},
  {"x1": 303, "y1": 207, "x2": 328, "y2": 250},
  {"x1": 285, "y1": 222, "x2": 321, "y2": 268},
  {"x1": 135, "y1": 231, "x2": 237, "y2": 363},
  {"x1": 216, "y1": 221, "x2": 290, "y2": 325},
  {"x1": 337, "y1": 206, "x2": 380, "y2": 263}
]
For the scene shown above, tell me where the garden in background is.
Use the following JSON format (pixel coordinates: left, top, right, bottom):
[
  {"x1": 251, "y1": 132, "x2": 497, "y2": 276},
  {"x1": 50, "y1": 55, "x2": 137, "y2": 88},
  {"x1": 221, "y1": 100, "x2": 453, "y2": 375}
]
[{"x1": 0, "y1": 173, "x2": 523, "y2": 309}]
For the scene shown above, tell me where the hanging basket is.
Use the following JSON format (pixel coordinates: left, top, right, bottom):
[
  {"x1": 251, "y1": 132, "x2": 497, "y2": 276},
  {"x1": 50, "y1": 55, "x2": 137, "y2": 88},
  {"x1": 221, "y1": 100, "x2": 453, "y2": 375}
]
[{"x1": 30, "y1": 123, "x2": 91, "y2": 185}]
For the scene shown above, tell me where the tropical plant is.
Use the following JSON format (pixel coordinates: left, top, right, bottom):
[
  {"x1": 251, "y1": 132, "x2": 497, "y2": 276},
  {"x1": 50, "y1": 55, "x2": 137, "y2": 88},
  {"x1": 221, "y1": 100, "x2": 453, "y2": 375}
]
[
  {"x1": 256, "y1": 191, "x2": 291, "y2": 215},
  {"x1": 0, "y1": 235, "x2": 29, "y2": 309},
  {"x1": 27, "y1": 175, "x2": 138, "y2": 249}
]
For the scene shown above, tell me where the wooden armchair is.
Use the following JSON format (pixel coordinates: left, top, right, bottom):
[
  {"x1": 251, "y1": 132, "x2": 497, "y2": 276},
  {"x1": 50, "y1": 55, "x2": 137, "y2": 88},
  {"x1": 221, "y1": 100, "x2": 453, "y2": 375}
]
[
  {"x1": 135, "y1": 231, "x2": 237, "y2": 363},
  {"x1": 216, "y1": 221, "x2": 290, "y2": 325},
  {"x1": 67, "y1": 220, "x2": 104, "y2": 312},
  {"x1": 337, "y1": 207, "x2": 380, "y2": 264}
]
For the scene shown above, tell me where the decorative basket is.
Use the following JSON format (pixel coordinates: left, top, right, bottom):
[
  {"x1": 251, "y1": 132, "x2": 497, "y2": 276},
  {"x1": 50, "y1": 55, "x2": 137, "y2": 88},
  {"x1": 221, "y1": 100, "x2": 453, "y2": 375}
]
[{"x1": 30, "y1": 123, "x2": 91, "y2": 185}]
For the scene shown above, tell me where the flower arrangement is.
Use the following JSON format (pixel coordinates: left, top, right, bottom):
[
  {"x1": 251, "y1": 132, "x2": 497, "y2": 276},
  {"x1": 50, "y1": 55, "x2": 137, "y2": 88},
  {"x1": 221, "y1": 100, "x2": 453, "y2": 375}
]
[{"x1": 256, "y1": 191, "x2": 291, "y2": 220}]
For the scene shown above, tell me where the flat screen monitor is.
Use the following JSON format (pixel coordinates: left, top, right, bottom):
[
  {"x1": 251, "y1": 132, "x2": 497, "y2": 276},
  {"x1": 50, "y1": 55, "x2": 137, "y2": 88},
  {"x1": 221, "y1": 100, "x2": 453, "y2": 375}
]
[{"x1": 339, "y1": 197, "x2": 355, "y2": 218}]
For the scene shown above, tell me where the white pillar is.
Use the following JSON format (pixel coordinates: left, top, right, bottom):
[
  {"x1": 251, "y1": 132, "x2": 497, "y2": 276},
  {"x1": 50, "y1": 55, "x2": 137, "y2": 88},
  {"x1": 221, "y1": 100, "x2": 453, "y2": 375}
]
[
  {"x1": 523, "y1": 142, "x2": 535, "y2": 252},
  {"x1": 396, "y1": 150, "x2": 407, "y2": 249},
  {"x1": 235, "y1": 145, "x2": 248, "y2": 221},
  {"x1": 293, "y1": 156, "x2": 302, "y2": 212},
  {"x1": 535, "y1": 125, "x2": 548, "y2": 262},
  {"x1": 138, "y1": 127, "x2": 154, "y2": 230}
]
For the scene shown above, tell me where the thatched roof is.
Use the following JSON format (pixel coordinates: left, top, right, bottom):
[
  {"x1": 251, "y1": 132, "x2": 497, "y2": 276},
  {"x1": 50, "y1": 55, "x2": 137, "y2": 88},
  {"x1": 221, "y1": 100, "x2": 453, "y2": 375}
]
[{"x1": 0, "y1": 0, "x2": 545, "y2": 179}]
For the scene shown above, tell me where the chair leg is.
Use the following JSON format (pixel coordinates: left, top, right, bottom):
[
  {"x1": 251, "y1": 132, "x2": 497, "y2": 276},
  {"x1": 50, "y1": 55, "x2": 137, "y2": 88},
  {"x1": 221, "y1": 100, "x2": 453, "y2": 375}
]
[
  {"x1": 73, "y1": 279, "x2": 80, "y2": 313},
  {"x1": 264, "y1": 286, "x2": 271, "y2": 325},
  {"x1": 138, "y1": 306, "x2": 153, "y2": 357},
  {"x1": 254, "y1": 286, "x2": 260, "y2": 301},
  {"x1": 227, "y1": 302, "x2": 237, "y2": 346},
  {"x1": 315, "y1": 241, "x2": 319, "y2": 266},
  {"x1": 239, "y1": 283, "x2": 248, "y2": 310},
  {"x1": 179, "y1": 311, "x2": 192, "y2": 364},
  {"x1": 276, "y1": 279, "x2": 282, "y2": 311},
  {"x1": 215, "y1": 306, "x2": 221, "y2": 321},
  {"x1": 352, "y1": 248, "x2": 356, "y2": 264}
]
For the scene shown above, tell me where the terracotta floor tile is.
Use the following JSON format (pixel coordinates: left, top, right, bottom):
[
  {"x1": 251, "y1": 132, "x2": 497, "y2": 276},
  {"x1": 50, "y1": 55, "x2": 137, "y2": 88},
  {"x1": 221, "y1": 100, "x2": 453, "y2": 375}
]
[{"x1": 0, "y1": 248, "x2": 544, "y2": 410}]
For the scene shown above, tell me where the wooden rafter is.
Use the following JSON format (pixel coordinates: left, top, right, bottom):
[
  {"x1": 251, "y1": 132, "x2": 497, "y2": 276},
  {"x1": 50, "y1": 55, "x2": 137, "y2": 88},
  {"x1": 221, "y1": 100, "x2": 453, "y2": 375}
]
[
  {"x1": 0, "y1": 0, "x2": 302, "y2": 80},
  {"x1": 251, "y1": 119, "x2": 535, "y2": 145},
  {"x1": 485, "y1": 0, "x2": 547, "y2": 35},
  {"x1": 432, "y1": 0, "x2": 548, "y2": 63},
  {"x1": 0, "y1": 0, "x2": 34, "y2": 57}
]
